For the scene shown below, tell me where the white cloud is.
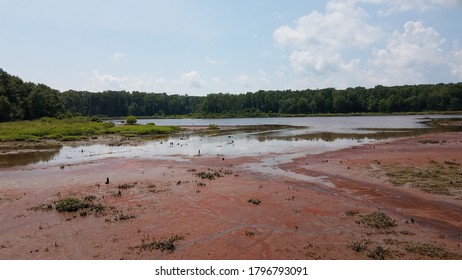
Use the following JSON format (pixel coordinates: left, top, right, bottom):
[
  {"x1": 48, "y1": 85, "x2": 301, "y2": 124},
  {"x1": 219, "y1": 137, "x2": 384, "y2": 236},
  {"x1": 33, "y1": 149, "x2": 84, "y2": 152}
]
[
  {"x1": 274, "y1": 0, "x2": 460, "y2": 88},
  {"x1": 112, "y1": 51, "x2": 125, "y2": 62},
  {"x1": 450, "y1": 49, "x2": 462, "y2": 79},
  {"x1": 369, "y1": 21, "x2": 447, "y2": 84},
  {"x1": 86, "y1": 70, "x2": 143, "y2": 91},
  {"x1": 274, "y1": 1, "x2": 381, "y2": 50},
  {"x1": 289, "y1": 50, "x2": 361, "y2": 75},
  {"x1": 83, "y1": 70, "x2": 173, "y2": 93},
  {"x1": 180, "y1": 71, "x2": 207, "y2": 89},
  {"x1": 273, "y1": 0, "x2": 380, "y2": 87},
  {"x1": 362, "y1": 0, "x2": 461, "y2": 15}
]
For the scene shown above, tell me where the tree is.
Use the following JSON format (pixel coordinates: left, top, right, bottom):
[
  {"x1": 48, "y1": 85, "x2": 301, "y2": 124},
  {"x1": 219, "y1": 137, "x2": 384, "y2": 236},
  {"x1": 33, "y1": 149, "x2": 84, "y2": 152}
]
[
  {"x1": 0, "y1": 95, "x2": 11, "y2": 121},
  {"x1": 126, "y1": 115, "x2": 137, "y2": 125}
]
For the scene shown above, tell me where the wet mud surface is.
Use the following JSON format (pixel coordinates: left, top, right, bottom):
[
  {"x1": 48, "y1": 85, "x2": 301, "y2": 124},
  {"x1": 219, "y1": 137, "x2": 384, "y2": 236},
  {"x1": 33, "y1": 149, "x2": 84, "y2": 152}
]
[{"x1": 0, "y1": 131, "x2": 461, "y2": 259}]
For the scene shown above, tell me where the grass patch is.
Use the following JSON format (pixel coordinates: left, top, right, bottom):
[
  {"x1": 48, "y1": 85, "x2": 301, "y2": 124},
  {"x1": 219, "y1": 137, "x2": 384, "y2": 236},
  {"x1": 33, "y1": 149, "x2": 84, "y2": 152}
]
[
  {"x1": 28, "y1": 203, "x2": 53, "y2": 212},
  {"x1": 381, "y1": 163, "x2": 462, "y2": 195},
  {"x1": 54, "y1": 197, "x2": 90, "y2": 212},
  {"x1": 108, "y1": 124, "x2": 179, "y2": 136},
  {"x1": 133, "y1": 235, "x2": 184, "y2": 253},
  {"x1": 117, "y1": 183, "x2": 136, "y2": 189},
  {"x1": 366, "y1": 246, "x2": 387, "y2": 260},
  {"x1": 0, "y1": 117, "x2": 179, "y2": 142},
  {"x1": 404, "y1": 242, "x2": 449, "y2": 259},
  {"x1": 351, "y1": 240, "x2": 368, "y2": 253},
  {"x1": 114, "y1": 213, "x2": 136, "y2": 221},
  {"x1": 196, "y1": 170, "x2": 222, "y2": 180},
  {"x1": 356, "y1": 211, "x2": 397, "y2": 229},
  {"x1": 345, "y1": 210, "x2": 360, "y2": 216},
  {"x1": 84, "y1": 195, "x2": 97, "y2": 202},
  {"x1": 208, "y1": 124, "x2": 219, "y2": 130},
  {"x1": 54, "y1": 197, "x2": 105, "y2": 215}
]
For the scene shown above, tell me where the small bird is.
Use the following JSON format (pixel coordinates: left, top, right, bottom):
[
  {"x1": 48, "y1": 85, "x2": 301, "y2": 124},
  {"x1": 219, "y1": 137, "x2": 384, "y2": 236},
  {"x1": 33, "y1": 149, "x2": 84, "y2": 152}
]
[{"x1": 105, "y1": 177, "x2": 110, "y2": 184}]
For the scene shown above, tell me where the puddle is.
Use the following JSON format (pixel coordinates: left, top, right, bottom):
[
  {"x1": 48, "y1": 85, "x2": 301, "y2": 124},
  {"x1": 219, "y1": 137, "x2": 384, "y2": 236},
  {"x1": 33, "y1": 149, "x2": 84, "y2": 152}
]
[{"x1": 239, "y1": 138, "x2": 371, "y2": 189}]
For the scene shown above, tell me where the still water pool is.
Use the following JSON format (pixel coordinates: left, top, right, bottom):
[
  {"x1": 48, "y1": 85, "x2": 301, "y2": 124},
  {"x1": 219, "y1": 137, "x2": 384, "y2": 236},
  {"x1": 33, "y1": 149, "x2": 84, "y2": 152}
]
[{"x1": 1, "y1": 115, "x2": 460, "y2": 168}]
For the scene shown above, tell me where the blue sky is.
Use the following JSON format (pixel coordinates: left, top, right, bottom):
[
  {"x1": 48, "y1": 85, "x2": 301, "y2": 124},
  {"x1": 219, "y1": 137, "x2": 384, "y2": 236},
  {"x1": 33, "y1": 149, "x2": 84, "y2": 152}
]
[{"x1": 1, "y1": 0, "x2": 462, "y2": 96}]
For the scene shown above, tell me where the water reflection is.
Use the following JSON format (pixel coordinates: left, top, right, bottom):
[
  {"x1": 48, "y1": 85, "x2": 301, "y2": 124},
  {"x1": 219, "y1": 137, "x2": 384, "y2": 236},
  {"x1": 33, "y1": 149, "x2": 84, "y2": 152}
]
[
  {"x1": 1, "y1": 115, "x2": 460, "y2": 168},
  {"x1": 0, "y1": 147, "x2": 61, "y2": 168}
]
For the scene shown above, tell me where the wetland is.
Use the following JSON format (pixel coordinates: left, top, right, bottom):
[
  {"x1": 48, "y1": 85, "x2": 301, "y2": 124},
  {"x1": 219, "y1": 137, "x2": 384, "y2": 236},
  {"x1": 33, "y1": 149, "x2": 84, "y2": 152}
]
[{"x1": 0, "y1": 114, "x2": 461, "y2": 259}]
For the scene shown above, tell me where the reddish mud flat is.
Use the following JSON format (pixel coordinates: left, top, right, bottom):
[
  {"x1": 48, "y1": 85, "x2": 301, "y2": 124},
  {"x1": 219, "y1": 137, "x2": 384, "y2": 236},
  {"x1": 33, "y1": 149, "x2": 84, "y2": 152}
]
[{"x1": 0, "y1": 132, "x2": 461, "y2": 260}]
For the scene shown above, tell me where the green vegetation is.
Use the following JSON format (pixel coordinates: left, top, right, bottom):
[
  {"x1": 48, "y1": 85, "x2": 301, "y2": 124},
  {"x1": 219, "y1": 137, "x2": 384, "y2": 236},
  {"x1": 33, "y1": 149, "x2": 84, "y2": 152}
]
[
  {"x1": 54, "y1": 197, "x2": 105, "y2": 215},
  {"x1": 381, "y1": 161, "x2": 462, "y2": 195},
  {"x1": 366, "y1": 246, "x2": 387, "y2": 260},
  {"x1": 108, "y1": 123, "x2": 179, "y2": 137},
  {"x1": 126, "y1": 115, "x2": 137, "y2": 125},
  {"x1": 345, "y1": 209, "x2": 360, "y2": 216},
  {"x1": 0, "y1": 117, "x2": 108, "y2": 141},
  {"x1": 1, "y1": 68, "x2": 461, "y2": 122},
  {"x1": 350, "y1": 239, "x2": 388, "y2": 259},
  {"x1": 195, "y1": 170, "x2": 222, "y2": 180},
  {"x1": 351, "y1": 240, "x2": 368, "y2": 252},
  {"x1": 115, "y1": 213, "x2": 136, "y2": 221},
  {"x1": 117, "y1": 183, "x2": 136, "y2": 189},
  {"x1": 28, "y1": 203, "x2": 53, "y2": 212},
  {"x1": 134, "y1": 235, "x2": 184, "y2": 253},
  {"x1": 54, "y1": 198, "x2": 89, "y2": 212},
  {"x1": 208, "y1": 124, "x2": 219, "y2": 130},
  {"x1": 356, "y1": 211, "x2": 397, "y2": 229},
  {"x1": 0, "y1": 117, "x2": 180, "y2": 141},
  {"x1": 404, "y1": 242, "x2": 449, "y2": 259},
  {"x1": 60, "y1": 84, "x2": 462, "y2": 117}
]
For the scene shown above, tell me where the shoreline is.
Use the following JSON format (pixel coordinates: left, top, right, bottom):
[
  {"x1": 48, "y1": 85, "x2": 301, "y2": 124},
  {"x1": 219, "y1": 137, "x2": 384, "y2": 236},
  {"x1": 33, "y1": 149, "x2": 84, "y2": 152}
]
[{"x1": 0, "y1": 131, "x2": 461, "y2": 259}]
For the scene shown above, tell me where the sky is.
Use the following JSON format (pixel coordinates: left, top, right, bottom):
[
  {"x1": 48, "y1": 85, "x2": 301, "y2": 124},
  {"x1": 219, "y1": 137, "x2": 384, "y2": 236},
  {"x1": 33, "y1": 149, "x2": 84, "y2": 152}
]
[{"x1": 1, "y1": 0, "x2": 462, "y2": 96}]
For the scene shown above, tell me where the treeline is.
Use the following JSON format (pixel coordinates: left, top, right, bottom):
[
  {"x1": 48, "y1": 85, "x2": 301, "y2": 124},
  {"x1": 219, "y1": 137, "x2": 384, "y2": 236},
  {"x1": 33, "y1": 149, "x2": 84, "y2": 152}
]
[
  {"x1": 0, "y1": 69, "x2": 63, "y2": 121},
  {"x1": 1, "y1": 68, "x2": 461, "y2": 122}
]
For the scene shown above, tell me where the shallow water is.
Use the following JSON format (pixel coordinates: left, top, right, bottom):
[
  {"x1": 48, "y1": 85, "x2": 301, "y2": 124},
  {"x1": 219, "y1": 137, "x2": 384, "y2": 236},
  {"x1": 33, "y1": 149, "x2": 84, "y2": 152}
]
[
  {"x1": 135, "y1": 115, "x2": 432, "y2": 132},
  {"x1": 1, "y1": 115, "x2": 460, "y2": 168}
]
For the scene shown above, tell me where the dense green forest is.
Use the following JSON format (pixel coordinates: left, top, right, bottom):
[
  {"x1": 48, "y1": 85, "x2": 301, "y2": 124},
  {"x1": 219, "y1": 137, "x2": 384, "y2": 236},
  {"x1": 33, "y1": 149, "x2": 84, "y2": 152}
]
[{"x1": 1, "y1": 68, "x2": 461, "y2": 122}]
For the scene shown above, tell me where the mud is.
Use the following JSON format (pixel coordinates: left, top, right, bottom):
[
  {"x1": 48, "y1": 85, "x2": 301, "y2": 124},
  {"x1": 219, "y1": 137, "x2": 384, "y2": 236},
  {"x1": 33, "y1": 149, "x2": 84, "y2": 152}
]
[{"x1": 0, "y1": 131, "x2": 461, "y2": 259}]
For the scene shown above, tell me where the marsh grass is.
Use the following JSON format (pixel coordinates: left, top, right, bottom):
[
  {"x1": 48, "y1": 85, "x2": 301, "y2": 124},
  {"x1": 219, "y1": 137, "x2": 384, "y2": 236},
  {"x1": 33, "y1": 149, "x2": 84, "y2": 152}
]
[
  {"x1": 366, "y1": 246, "x2": 387, "y2": 260},
  {"x1": 0, "y1": 117, "x2": 180, "y2": 141},
  {"x1": 54, "y1": 197, "x2": 90, "y2": 212},
  {"x1": 381, "y1": 162, "x2": 462, "y2": 195},
  {"x1": 28, "y1": 203, "x2": 53, "y2": 212},
  {"x1": 133, "y1": 235, "x2": 184, "y2": 253},
  {"x1": 356, "y1": 212, "x2": 397, "y2": 229},
  {"x1": 54, "y1": 197, "x2": 105, "y2": 215},
  {"x1": 345, "y1": 210, "x2": 360, "y2": 216},
  {"x1": 196, "y1": 171, "x2": 222, "y2": 180},
  {"x1": 117, "y1": 183, "x2": 136, "y2": 189},
  {"x1": 115, "y1": 213, "x2": 136, "y2": 221},
  {"x1": 404, "y1": 242, "x2": 449, "y2": 259},
  {"x1": 108, "y1": 124, "x2": 179, "y2": 136}
]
